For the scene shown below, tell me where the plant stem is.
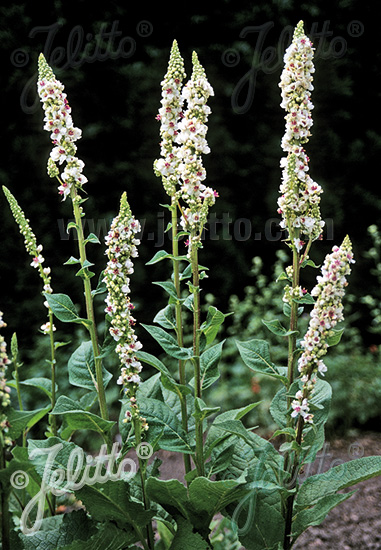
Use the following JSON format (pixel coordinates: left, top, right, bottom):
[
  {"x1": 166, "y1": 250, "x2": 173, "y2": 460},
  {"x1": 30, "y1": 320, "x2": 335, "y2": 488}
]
[
  {"x1": 190, "y1": 234, "x2": 204, "y2": 477},
  {"x1": 14, "y1": 361, "x2": 23, "y2": 412},
  {"x1": 48, "y1": 309, "x2": 57, "y2": 437},
  {"x1": 0, "y1": 434, "x2": 10, "y2": 550},
  {"x1": 286, "y1": 246, "x2": 300, "y2": 396},
  {"x1": 171, "y1": 202, "x2": 191, "y2": 476},
  {"x1": 70, "y1": 187, "x2": 109, "y2": 423},
  {"x1": 133, "y1": 418, "x2": 155, "y2": 550}
]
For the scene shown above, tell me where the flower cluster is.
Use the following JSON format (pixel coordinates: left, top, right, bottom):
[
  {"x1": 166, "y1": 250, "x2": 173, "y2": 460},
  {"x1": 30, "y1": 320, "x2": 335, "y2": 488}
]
[
  {"x1": 154, "y1": 44, "x2": 217, "y2": 250},
  {"x1": 104, "y1": 193, "x2": 147, "y2": 430},
  {"x1": 278, "y1": 21, "x2": 324, "y2": 245},
  {"x1": 291, "y1": 236, "x2": 355, "y2": 423},
  {"x1": 153, "y1": 39, "x2": 186, "y2": 197},
  {"x1": 37, "y1": 54, "x2": 87, "y2": 200},
  {"x1": 175, "y1": 51, "x2": 217, "y2": 242},
  {"x1": 0, "y1": 312, "x2": 12, "y2": 447},
  {"x1": 3, "y1": 187, "x2": 55, "y2": 328}
]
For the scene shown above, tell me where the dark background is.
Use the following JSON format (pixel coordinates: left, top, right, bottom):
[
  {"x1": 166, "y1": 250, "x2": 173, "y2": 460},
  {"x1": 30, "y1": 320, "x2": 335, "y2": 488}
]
[{"x1": 0, "y1": 0, "x2": 379, "y2": 358}]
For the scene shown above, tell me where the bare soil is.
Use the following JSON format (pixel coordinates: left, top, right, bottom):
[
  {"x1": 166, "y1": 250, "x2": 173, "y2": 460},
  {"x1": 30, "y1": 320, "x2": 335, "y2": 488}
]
[{"x1": 154, "y1": 431, "x2": 381, "y2": 549}]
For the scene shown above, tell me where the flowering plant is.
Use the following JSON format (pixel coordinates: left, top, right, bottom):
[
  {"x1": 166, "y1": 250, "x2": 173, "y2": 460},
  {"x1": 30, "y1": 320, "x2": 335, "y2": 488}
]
[{"x1": 0, "y1": 21, "x2": 380, "y2": 550}]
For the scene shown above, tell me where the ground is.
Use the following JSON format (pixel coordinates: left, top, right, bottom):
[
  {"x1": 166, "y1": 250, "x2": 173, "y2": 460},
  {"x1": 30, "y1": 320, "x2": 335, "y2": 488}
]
[{"x1": 155, "y1": 431, "x2": 381, "y2": 549}]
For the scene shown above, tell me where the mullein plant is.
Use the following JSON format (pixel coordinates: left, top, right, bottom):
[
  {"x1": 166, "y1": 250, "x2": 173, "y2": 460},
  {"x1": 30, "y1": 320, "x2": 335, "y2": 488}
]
[
  {"x1": 37, "y1": 54, "x2": 108, "y2": 424},
  {"x1": 2, "y1": 187, "x2": 57, "y2": 437},
  {"x1": 103, "y1": 192, "x2": 154, "y2": 549},
  {"x1": 153, "y1": 41, "x2": 218, "y2": 477}
]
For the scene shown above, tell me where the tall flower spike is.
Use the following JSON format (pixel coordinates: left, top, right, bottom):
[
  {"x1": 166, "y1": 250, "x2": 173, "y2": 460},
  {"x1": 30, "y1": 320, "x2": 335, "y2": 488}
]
[
  {"x1": 278, "y1": 21, "x2": 324, "y2": 247},
  {"x1": 0, "y1": 312, "x2": 12, "y2": 447},
  {"x1": 37, "y1": 54, "x2": 87, "y2": 200},
  {"x1": 291, "y1": 236, "x2": 355, "y2": 423},
  {"x1": 175, "y1": 51, "x2": 217, "y2": 247},
  {"x1": 154, "y1": 39, "x2": 186, "y2": 197},
  {"x1": 104, "y1": 193, "x2": 148, "y2": 431},
  {"x1": 3, "y1": 187, "x2": 55, "y2": 320}
]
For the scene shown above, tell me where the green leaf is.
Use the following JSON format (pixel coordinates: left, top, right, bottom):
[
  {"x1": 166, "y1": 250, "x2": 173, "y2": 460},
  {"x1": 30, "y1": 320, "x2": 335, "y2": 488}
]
[
  {"x1": 200, "y1": 307, "x2": 230, "y2": 345},
  {"x1": 170, "y1": 516, "x2": 212, "y2": 550},
  {"x1": 141, "y1": 324, "x2": 193, "y2": 360},
  {"x1": 51, "y1": 395, "x2": 115, "y2": 434},
  {"x1": 276, "y1": 271, "x2": 292, "y2": 283},
  {"x1": 236, "y1": 339, "x2": 288, "y2": 383},
  {"x1": 153, "y1": 304, "x2": 177, "y2": 330},
  {"x1": 301, "y1": 258, "x2": 320, "y2": 269},
  {"x1": 67, "y1": 221, "x2": 79, "y2": 232},
  {"x1": 189, "y1": 340, "x2": 224, "y2": 390},
  {"x1": 296, "y1": 455, "x2": 381, "y2": 508},
  {"x1": 153, "y1": 280, "x2": 179, "y2": 301},
  {"x1": 64, "y1": 256, "x2": 81, "y2": 265},
  {"x1": 43, "y1": 293, "x2": 91, "y2": 327},
  {"x1": 292, "y1": 492, "x2": 356, "y2": 541},
  {"x1": 136, "y1": 351, "x2": 191, "y2": 398},
  {"x1": 262, "y1": 319, "x2": 299, "y2": 337},
  {"x1": 7, "y1": 406, "x2": 51, "y2": 440},
  {"x1": 293, "y1": 293, "x2": 315, "y2": 305},
  {"x1": 146, "y1": 250, "x2": 187, "y2": 265},
  {"x1": 327, "y1": 326, "x2": 345, "y2": 347},
  {"x1": 19, "y1": 510, "x2": 95, "y2": 550},
  {"x1": 91, "y1": 270, "x2": 107, "y2": 297},
  {"x1": 7, "y1": 377, "x2": 56, "y2": 399},
  {"x1": 68, "y1": 341, "x2": 112, "y2": 391},
  {"x1": 137, "y1": 397, "x2": 194, "y2": 454},
  {"x1": 193, "y1": 397, "x2": 220, "y2": 423},
  {"x1": 60, "y1": 521, "x2": 137, "y2": 550},
  {"x1": 269, "y1": 386, "x2": 288, "y2": 428},
  {"x1": 75, "y1": 479, "x2": 154, "y2": 533},
  {"x1": 84, "y1": 232, "x2": 101, "y2": 245},
  {"x1": 283, "y1": 303, "x2": 304, "y2": 318}
]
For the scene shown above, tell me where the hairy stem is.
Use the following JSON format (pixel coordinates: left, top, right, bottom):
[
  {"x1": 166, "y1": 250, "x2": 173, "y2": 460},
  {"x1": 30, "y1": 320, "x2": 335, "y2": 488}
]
[
  {"x1": 190, "y1": 234, "x2": 204, "y2": 477},
  {"x1": 171, "y1": 202, "x2": 191, "y2": 476},
  {"x1": 70, "y1": 186, "x2": 108, "y2": 423},
  {"x1": 133, "y1": 418, "x2": 155, "y2": 550}
]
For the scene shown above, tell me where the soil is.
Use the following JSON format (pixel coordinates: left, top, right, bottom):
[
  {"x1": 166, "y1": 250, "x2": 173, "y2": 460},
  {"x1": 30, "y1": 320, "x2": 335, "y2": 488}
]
[{"x1": 154, "y1": 431, "x2": 381, "y2": 550}]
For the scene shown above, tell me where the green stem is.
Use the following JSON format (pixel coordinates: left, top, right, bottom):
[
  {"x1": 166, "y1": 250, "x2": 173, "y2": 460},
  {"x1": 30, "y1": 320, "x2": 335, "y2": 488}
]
[
  {"x1": 133, "y1": 418, "x2": 155, "y2": 550},
  {"x1": 190, "y1": 233, "x2": 204, "y2": 477},
  {"x1": 70, "y1": 186, "x2": 109, "y2": 424},
  {"x1": 171, "y1": 202, "x2": 191, "y2": 477},
  {"x1": 0, "y1": 434, "x2": 10, "y2": 550},
  {"x1": 48, "y1": 309, "x2": 57, "y2": 438},
  {"x1": 14, "y1": 361, "x2": 23, "y2": 412}
]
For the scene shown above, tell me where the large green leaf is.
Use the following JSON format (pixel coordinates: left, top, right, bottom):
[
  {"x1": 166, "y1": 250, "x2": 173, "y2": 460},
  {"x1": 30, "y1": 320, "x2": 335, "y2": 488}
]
[
  {"x1": 60, "y1": 521, "x2": 137, "y2": 550},
  {"x1": 153, "y1": 304, "x2": 177, "y2": 330},
  {"x1": 19, "y1": 510, "x2": 96, "y2": 549},
  {"x1": 141, "y1": 324, "x2": 193, "y2": 360},
  {"x1": 43, "y1": 293, "x2": 91, "y2": 328},
  {"x1": 137, "y1": 397, "x2": 194, "y2": 454},
  {"x1": 68, "y1": 341, "x2": 112, "y2": 390},
  {"x1": 199, "y1": 340, "x2": 224, "y2": 390},
  {"x1": 51, "y1": 395, "x2": 115, "y2": 435},
  {"x1": 170, "y1": 516, "x2": 212, "y2": 550},
  {"x1": 136, "y1": 351, "x2": 191, "y2": 398},
  {"x1": 7, "y1": 377, "x2": 57, "y2": 399},
  {"x1": 296, "y1": 455, "x2": 381, "y2": 508},
  {"x1": 292, "y1": 491, "x2": 356, "y2": 542},
  {"x1": 7, "y1": 406, "x2": 51, "y2": 440},
  {"x1": 75, "y1": 479, "x2": 154, "y2": 535},
  {"x1": 236, "y1": 339, "x2": 288, "y2": 384}
]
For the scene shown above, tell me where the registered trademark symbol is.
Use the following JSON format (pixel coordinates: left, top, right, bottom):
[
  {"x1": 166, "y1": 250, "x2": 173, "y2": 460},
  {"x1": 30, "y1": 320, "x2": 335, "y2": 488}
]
[
  {"x1": 136, "y1": 20, "x2": 153, "y2": 38},
  {"x1": 347, "y1": 20, "x2": 364, "y2": 37}
]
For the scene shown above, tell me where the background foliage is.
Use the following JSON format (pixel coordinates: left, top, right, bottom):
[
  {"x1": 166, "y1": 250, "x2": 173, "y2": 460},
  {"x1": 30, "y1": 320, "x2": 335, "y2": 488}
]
[{"x1": 1, "y1": 0, "x2": 379, "y2": 436}]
